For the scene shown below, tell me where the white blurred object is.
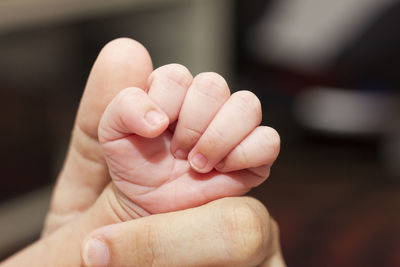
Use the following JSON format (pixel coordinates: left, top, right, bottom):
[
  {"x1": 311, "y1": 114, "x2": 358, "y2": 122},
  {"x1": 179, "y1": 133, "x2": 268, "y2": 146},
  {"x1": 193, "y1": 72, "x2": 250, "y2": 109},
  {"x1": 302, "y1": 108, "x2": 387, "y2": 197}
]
[
  {"x1": 249, "y1": 0, "x2": 400, "y2": 72},
  {"x1": 294, "y1": 87, "x2": 400, "y2": 178},
  {"x1": 294, "y1": 87, "x2": 397, "y2": 135}
]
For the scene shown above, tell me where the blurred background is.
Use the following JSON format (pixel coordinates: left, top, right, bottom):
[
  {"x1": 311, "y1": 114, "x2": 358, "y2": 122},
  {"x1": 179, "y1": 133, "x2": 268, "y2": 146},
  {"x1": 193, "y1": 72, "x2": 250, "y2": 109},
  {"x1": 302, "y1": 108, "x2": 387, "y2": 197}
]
[{"x1": 0, "y1": 0, "x2": 399, "y2": 266}]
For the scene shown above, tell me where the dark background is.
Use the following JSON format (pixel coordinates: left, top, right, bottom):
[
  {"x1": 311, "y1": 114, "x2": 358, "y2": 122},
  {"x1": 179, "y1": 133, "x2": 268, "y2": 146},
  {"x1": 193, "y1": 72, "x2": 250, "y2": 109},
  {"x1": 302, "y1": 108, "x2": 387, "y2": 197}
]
[{"x1": 1, "y1": 0, "x2": 399, "y2": 266}]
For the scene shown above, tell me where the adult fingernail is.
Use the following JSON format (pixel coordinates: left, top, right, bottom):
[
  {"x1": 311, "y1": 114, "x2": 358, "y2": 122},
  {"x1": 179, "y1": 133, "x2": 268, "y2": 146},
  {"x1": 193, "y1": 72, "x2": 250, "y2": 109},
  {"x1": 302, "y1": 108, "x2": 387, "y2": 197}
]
[
  {"x1": 174, "y1": 148, "x2": 188, "y2": 159},
  {"x1": 83, "y1": 238, "x2": 110, "y2": 267},
  {"x1": 190, "y1": 153, "x2": 208, "y2": 170},
  {"x1": 145, "y1": 110, "x2": 165, "y2": 126}
]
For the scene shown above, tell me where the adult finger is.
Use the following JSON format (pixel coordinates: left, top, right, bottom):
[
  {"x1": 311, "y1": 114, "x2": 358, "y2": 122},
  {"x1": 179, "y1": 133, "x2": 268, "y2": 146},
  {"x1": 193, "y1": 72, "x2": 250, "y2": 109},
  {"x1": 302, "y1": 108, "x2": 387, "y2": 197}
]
[
  {"x1": 147, "y1": 64, "x2": 193, "y2": 123},
  {"x1": 260, "y1": 219, "x2": 287, "y2": 267},
  {"x1": 98, "y1": 87, "x2": 169, "y2": 142},
  {"x1": 81, "y1": 197, "x2": 284, "y2": 267},
  {"x1": 2, "y1": 184, "x2": 128, "y2": 267},
  {"x1": 188, "y1": 90, "x2": 262, "y2": 173},
  {"x1": 170, "y1": 72, "x2": 230, "y2": 159},
  {"x1": 2, "y1": 187, "x2": 284, "y2": 267},
  {"x1": 44, "y1": 38, "x2": 153, "y2": 234},
  {"x1": 215, "y1": 126, "x2": 280, "y2": 173}
]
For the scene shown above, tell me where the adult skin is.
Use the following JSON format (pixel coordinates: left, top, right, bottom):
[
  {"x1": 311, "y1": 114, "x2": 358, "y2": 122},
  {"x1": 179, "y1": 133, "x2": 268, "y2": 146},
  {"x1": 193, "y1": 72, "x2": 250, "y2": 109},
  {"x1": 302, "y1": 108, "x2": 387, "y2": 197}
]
[{"x1": 0, "y1": 38, "x2": 285, "y2": 267}]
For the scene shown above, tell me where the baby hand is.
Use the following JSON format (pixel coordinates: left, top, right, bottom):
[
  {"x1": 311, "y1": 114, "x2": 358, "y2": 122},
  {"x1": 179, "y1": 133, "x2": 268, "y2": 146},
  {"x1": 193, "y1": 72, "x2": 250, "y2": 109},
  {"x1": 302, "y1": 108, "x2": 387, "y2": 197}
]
[{"x1": 98, "y1": 64, "x2": 280, "y2": 216}]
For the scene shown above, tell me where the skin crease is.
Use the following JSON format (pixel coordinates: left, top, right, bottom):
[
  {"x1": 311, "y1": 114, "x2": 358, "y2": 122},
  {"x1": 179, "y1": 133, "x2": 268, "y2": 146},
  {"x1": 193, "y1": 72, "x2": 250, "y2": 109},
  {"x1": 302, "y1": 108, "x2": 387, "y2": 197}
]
[{"x1": 0, "y1": 38, "x2": 285, "y2": 267}]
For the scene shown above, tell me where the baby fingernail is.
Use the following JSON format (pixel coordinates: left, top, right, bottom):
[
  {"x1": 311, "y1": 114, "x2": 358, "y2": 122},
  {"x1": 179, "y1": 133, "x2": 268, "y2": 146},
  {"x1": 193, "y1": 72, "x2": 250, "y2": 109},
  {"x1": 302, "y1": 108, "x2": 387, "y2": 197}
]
[
  {"x1": 190, "y1": 153, "x2": 208, "y2": 170},
  {"x1": 145, "y1": 110, "x2": 165, "y2": 126},
  {"x1": 83, "y1": 238, "x2": 110, "y2": 267}
]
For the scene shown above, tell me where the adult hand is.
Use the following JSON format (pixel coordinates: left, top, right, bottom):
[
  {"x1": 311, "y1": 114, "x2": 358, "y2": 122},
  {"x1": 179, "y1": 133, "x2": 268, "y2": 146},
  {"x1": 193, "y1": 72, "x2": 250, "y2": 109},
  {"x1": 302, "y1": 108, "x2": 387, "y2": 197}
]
[
  {"x1": 1, "y1": 38, "x2": 285, "y2": 267},
  {"x1": 3, "y1": 190, "x2": 285, "y2": 266},
  {"x1": 82, "y1": 196, "x2": 286, "y2": 267}
]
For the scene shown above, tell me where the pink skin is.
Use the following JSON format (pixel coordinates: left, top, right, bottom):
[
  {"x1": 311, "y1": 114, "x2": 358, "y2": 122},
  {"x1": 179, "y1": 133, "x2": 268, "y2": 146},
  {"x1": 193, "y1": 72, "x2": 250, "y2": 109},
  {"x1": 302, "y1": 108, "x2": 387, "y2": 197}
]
[
  {"x1": 98, "y1": 65, "x2": 280, "y2": 216},
  {"x1": 102, "y1": 131, "x2": 262, "y2": 214}
]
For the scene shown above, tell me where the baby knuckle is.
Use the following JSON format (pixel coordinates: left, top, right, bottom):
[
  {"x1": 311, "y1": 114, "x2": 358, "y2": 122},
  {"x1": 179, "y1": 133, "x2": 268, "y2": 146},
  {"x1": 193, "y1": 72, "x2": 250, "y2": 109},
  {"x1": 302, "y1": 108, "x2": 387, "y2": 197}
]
[
  {"x1": 195, "y1": 72, "x2": 227, "y2": 88},
  {"x1": 193, "y1": 72, "x2": 230, "y2": 101},
  {"x1": 232, "y1": 90, "x2": 262, "y2": 118},
  {"x1": 163, "y1": 64, "x2": 193, "y2": 89},
  {"x1": 167, "y1": 63, "x2": 192, "y2": 78}
]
